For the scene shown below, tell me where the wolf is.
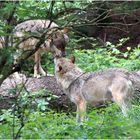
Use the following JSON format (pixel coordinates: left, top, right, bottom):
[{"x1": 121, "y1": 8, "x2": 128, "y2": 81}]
[
  {"x1": 0, "y1": 20, "x2": 69, "y2": 78},
  {"x1": 54, "y1": 57, "x2": 135, "y2": 122},
  {"x1": 13, "y1": 19, "x2": 69, "y2": 77}
]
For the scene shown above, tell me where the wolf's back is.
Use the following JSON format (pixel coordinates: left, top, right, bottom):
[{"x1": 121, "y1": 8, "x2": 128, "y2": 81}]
[
  {"x1": 83, "y1": 68, "x2": 140, "y2": 97},
  {"x1": 14, "y1": 20, "x2": 58, "y2": 34}
]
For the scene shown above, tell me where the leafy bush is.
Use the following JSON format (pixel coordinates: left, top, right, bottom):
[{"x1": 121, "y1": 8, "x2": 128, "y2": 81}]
[
  {"x1": 0, "y1": 104, "x2": 140, "y2": 139},
  {"x1": 73, "y1": 41, "x2": 140, "y2": 72}
]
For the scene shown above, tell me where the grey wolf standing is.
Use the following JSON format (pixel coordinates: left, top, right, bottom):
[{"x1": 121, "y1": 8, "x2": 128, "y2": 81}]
[
  {"x1": 54, "y1": 57, "x2": 134, "y2": 122},
  {"x1": 13, "y1": 20, "x2": 69, "y2": 77}
]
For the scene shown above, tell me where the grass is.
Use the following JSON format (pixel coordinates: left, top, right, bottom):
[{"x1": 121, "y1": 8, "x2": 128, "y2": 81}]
[{"x1": 0, "y1": 104, "x2": 140, "y2": 139}]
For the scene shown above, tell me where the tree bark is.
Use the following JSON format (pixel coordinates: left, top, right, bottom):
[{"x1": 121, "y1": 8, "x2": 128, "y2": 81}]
[{"x1": 0, "y1": 74, "x2": 75, "y2": 112}]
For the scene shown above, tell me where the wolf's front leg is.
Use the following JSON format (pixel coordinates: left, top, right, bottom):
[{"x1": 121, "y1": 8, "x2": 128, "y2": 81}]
[
  {"x1": 34, "y1": 51, "x2": 41, "y2": 78},
  {"x1": 34, "y1": 50, "x2": 47, "y2": 78},
  {"x1": 76, "y1": 99, "x2": 87, "y2": 123}
]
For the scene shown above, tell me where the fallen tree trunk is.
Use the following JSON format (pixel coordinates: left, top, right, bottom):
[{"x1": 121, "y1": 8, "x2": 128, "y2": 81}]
[{"x1": 0, "y1": 74, "x2": 75, "y2": 112}]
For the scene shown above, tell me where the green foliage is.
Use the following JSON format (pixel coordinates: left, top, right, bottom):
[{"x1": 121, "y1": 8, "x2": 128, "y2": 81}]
[
  {"x1": 42, "y1": 53, "x2": 54, "y2": 75},
  {"x1": 16, "y1": 1, "x2": 50, "y2": 20},
  {"x1": 73, "y1": 40, "x2": 140, "y2": 72},
  {"x1": 0, "y1": 104, "x2": 140, "y2": 139},
  {"x1": 9, "y1": 85, "x2": 58, "y2": 112}
]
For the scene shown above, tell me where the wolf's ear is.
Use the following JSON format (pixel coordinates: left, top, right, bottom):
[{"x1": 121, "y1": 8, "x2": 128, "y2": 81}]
[
  {"x1": 70, "y1": 56, "x2": 75, "y2": 63},
  {"x1": 61, "y1": 27, "x2": 70, "y2": 33}
]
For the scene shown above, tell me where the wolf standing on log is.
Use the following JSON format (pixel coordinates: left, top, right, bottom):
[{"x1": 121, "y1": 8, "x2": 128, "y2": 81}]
[
  {"x1": 12, "y1": 20, "x2": 69, "y2": 78},
  {"x1": 54, "y1": 57, "x2": 140, "y2": 123}
]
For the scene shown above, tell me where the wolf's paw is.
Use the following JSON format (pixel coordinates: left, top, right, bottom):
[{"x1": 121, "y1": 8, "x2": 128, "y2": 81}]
[{"x1": 34, "y1": 74, "x2": 41, "y2": 78}]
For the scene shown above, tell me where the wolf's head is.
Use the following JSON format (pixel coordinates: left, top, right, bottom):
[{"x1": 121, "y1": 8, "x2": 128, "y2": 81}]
[
  {"x1": 45, "y1": 28, "x2": 69, "y2": 57},
  {"x1": 54, "y1": 56, "x2": 76, "y2": 76},
  {"x1": 54, "y1": 56, "x2": 83, "y2": 90}
]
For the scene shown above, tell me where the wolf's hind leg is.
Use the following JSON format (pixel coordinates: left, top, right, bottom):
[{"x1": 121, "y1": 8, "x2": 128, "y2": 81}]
[{"x1": 110, "y1": 78, "x2": 133, "y2": 116}]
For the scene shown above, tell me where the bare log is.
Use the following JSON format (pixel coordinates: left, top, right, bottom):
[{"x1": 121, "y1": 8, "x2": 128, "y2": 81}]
[{"x1": 0, "y1": 74, "x2": 75, "y2": 112}]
